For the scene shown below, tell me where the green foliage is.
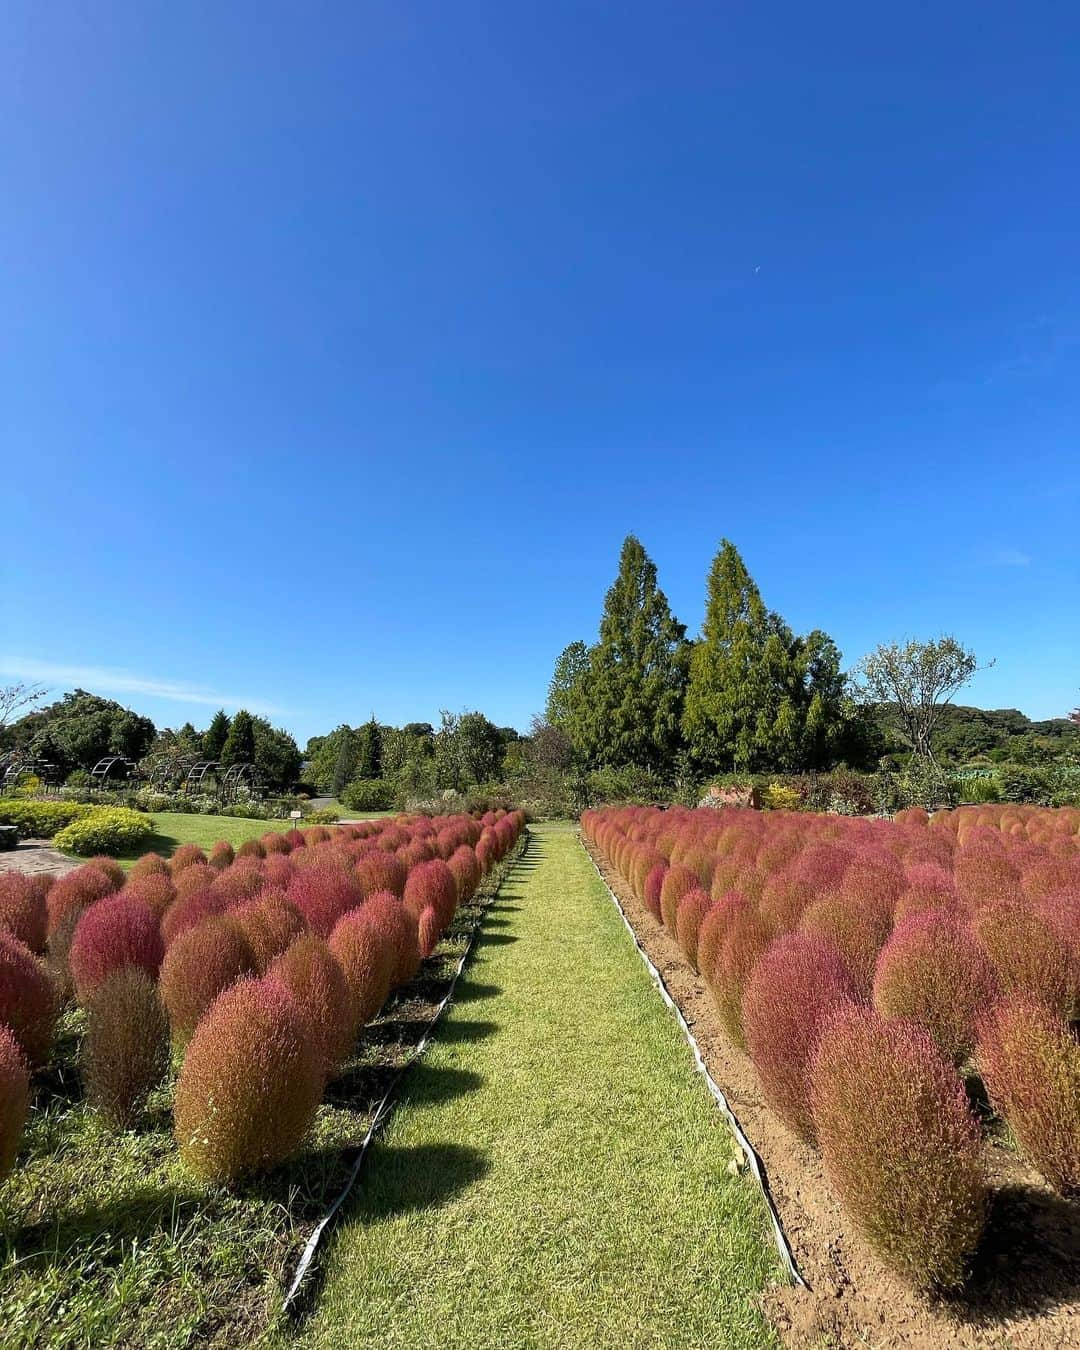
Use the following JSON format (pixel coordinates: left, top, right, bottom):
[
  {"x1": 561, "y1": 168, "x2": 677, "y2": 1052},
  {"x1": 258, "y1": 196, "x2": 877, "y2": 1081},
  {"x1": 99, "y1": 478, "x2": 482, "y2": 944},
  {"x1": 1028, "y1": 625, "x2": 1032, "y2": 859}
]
[
  {"x1": 201, "y1": 710, "x2": 231, "y2": 759},
  {"x1": 7, "y1": 689, "x2": 156, "y2": 777},
  {"x1": 219, "y1": 709, "x2": 255, "y2": 766},
  {"x1": 82, "y1": 967, "x2": 170, "y2": 1130},
  {"x1": 0, "y1": 797, "x2": 94, "y2": 838},
  {"x1": 331, "y1": 725, "x2": 356, "y2": 797},
  {"x1": 53, "y1": 807, "x2": 156, "y2": 856},
  {"x1": 434, "y1": 710, "x2": 505, "y2": 789},
  {"x1": 546, "y1": 640, "x2": 589, "y2": 731},
  {"x1": 355, "y1": 717, "x2": 382, "y2": 780},
  {"x1": 340, "y1": 779, "x2": 395, "y2": 812},
  {"x1": 568, "y1": 536, "x2": 689, "y2": 775}
]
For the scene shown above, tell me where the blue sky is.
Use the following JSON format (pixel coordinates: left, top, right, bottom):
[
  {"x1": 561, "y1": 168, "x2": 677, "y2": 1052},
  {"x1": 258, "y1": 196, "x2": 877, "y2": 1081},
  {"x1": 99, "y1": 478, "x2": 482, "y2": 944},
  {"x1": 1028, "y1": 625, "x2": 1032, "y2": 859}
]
[{"x1": 3, "y1": 1, "x2": 1078, "y2": 744}]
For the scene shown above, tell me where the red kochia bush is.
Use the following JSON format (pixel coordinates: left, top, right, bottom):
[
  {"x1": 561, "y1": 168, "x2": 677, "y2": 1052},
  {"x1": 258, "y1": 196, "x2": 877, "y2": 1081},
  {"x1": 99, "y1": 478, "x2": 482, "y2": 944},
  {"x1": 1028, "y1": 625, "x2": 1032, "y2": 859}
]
[
  {"x1": 170, "y1": 843, "x2": 207, "y2": 875},
  {"x1": 354, "y1": 851, "x2": 407, "y2": 900},
  {"x1": 0, "y1": 1025, "x2": 29, "y2": 1181},
  {"x1": 46, "y1": 864, "x2": 117, "y2": 938},
  {"x1": 659, "y1": 865, "x2": 698, "y2": 936},
  {"x1": 447, "y1": 846, "x2": 481, "y2": 904},
  {"x1": 173, "y1": 863, "x2": 216, "y2": 900},
  {"x1": 675, "y1": 888, "x2": 713, "y2": 972},
  {"x1": 643, "y1": 864, "x2": 666, "y2": 922},
  {"x1": 230, "y1": 893, "x2": 307, "y2": 972},
  {"x1": 328, "y1": 910, "x2": 395, "y2": 1026},
  {"x1": 286, "y1": 866, "x2": 363, "y2": 939},
  {"x1": 894, "y1": 863, "x2": 958, "y2": 923},
  {"x1": 0, "y1": 871, "x2": 47, "y2": 952},
  {"x1": 873, "y1": 910, "x2": 999, "y2": 1065},
  {"x1": 158, "y1": 917, "x2": 257, "y2": 1042},
  {"x1": 743, "y1": 934, "x2": 860, "y2": 1142},
  {"x1": 971, "y1": 900, "x2": 1079, "y2": 1021},
  {"x1": 404, "y1": 860, "x2": 456, "y2": 930},
  {"x1": 0, "y1": 932, "x2": 58, "y2": 1066},
  {"x1": 267, "y1": 936, "x2": 355, "y2": 1078},
  {"x1": 363, "y1": 891, "x2": 420, "y2": 986},
  {"x1": 811, "y1": 1005, "x2": 986, "y2": 1289},
  {"x1": 417, "y1": 906, "x2": 441, "y2": 961},
  {"x1": 85, "y1": 856, "x2": 127, "y2": 890},
  {"x1": 160, "y1": 888, "x2": 228, "y2": 947},
  {"x1": 69, "y1": 895, "x2": 163, "y2": 1004},
  {"x1": 208, "y1": 840, "x2": 235, "y2": 871},
  {"x1": 978, "y1": 998, "x2": 1080, "y2": 1195},
  {"x1": 707, "y1": 903, "x2": 773, "y2": 1048},
  {"x1": 121, "y1": 873, "x2": 176, "y2": 919},
  {"x1": 174, "y1": 977, "x2": 323, "y2": 1182},
  {"x1": 129, "y1": 852, "x2": 169, "y2": 882},
  {"x1": 236, "y1": 838, "x2": 266, "y2": 861},
  {"x1": 799, "y1": 889, "x2": 894, "y2": 998}
]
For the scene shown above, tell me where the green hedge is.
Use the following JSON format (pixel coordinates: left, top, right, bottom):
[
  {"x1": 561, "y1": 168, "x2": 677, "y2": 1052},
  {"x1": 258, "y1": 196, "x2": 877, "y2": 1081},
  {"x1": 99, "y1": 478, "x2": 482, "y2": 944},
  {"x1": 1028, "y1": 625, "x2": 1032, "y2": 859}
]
[
  {"x1": 340, "y1": 779, "x2": 395, "y2": 812},
  {"x1": 53, "y1": 808, "x2": 156, "y2": 857},
  {"x1": 0, "y1": 799, "x2": 95, "y2": 839}
]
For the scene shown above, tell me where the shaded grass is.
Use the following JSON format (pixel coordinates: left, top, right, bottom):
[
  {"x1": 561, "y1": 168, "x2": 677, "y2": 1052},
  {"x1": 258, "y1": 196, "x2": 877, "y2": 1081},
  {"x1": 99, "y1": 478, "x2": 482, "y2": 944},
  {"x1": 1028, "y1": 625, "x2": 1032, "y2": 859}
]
[
  {"x1": 0, "y1": 854, "x2": 520, "y2": 1348},
  {"x1": 290, "y1": 824, "x2": 781, "y2": 1350}
]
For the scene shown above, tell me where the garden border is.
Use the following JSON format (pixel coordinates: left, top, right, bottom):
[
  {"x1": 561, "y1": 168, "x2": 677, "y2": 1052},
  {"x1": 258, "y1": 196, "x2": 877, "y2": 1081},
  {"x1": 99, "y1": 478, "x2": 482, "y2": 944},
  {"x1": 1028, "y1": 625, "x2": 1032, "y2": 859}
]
[{"x1": 582, "y1": 839, "x2": 807, "y2": 1290}]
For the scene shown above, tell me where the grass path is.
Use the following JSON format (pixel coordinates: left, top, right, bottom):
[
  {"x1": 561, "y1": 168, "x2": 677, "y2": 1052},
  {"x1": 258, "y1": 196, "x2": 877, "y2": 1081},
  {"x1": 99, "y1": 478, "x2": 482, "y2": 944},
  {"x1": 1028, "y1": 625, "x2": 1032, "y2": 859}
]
[{"x1": 294, "y1": 823, "x2": 780, "y2": 1349}]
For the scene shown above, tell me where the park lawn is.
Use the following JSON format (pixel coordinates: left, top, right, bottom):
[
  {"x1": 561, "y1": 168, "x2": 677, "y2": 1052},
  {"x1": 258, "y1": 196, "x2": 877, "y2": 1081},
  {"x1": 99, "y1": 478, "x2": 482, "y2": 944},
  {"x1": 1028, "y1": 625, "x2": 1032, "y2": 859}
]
[
  {"x1": 291, "y1": 823, "x2": 781, "y2": 1350},
  {"x1": 105, "y1": 811, "x2": 293, "y2": 866}
]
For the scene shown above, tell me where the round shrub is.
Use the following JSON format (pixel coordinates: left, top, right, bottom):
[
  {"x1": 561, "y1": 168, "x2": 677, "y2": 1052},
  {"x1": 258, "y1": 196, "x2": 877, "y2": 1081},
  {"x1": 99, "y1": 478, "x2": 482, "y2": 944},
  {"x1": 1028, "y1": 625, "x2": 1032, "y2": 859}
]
[
  {"x1": 643, "y1": 864, "x2": 666, "y2": 922},
  {"x1": 810, "y1": 1005, "x2": 986, "y2": 1289},
  {"x1": 121, "y1": 872, "x2": 176, "y2": 919},
  {"x1": 230, "y1": 893, "x2": 307, "y2": 972},
  {"x1": 46, "y1": 903, "x2": 82, "y2": 1002},
  {"x1": 417, "y1": 905, "x2": 441, "y2": 961},
  {"x1": 174, "y1": 977, "x2": 323, "y2": 1182},
  {"x1": 208, "y1": 840, "x2": 235, "y2": 871},
  {"x1": 799, "y1": 890, "x2": 894, "y2": 998},
  {"x1": 160, "y1": 888, "x2": 228, "y2": 947},
  {"x1": 978, "y1": 997, "x2": 1080, "y2": 1195},
  {"x1": 158, "y1": 917, "x2": 257, "y2": 1042},
  {"x1": 354, "y1": 850, "x2": 407, "y2": 900},
  {"x1": 286, "y1": 865, "x2": 363, "y2": 939},
  {"x1": 209, "y1": 861, "x2": 266, "y2": 906},
  {"x1": 659, "y1": 864, "x2": 698, "y2": 936},
  {"x1": 707, "y1": 902, "x2": 773, "y2": 1048},
  {"x1": 675, "y1": 888, "x2": 713, "y2": 971},
  {"x1": 329, "y1": 910, "x2": 395, "y2": 1026},
  {"x1": 971, "y1": 899, "x2": 1079, "y2": 1021},
  {"x1": 758, "y1": 869, "x2": 815, "y2": 934},
  {"x1": 169, "y1": 843, "x2": 207, "y2": 875},
  {"x1": 743, "y1": 933, "x2": 861, "y2": 1142},
  {"x1": 81, "y1": 967, "x2": 170, "y2": 1129},
  {"x1": 362, "y1": 891, "x2": 419, "y2": 986},
  {"x1": 173, "y1": 863, "x2": 216, "y2": 900},
  {"x1": 129, "y1": 852, "x2": 170, "y2": 882},
  {"x1": 268, "y1": 935, "x2": 355, "y2": 1078},
  {"x1": 53, "y1": 808, "x2": 155, "y2": 857},
  {"x1": 696, "y1": 891, "x2": 744, "y2": 987},
  {"x1": 404, "y1": 860, "x2": 456, "y2": 930},
  {"x1": 0, "y1": 871, "x2": 47, "y2": 953},
  {"x1": 46, "y1": 864, "x2": 117, "y2": 938},
  {"x1": 69, "y1": 894, "x2": 163, "y2": 1003},
  {"x1": 0, "y1": 931, "x2": 58, "y2": 1066},
  {"x1": 447, "y1": 846, "x2": 481, "y2": 905},
  {"x1": 85, "y1": 856, "x2": 127, "y2": 890},
  {"x1": 475, "y1": 832, "x2": 496, "y2": 873},
  {"x1": 955, "y1": 846, "x2": 1020, "y2": 909},
  {"x1": 873, "y1": 910, "x2": 999, "y2": 1065},
  {"x1": 236, "y1": 837, "x2": 266, "y2": 861},
  {"x1": 894, "y1": 863, "x2": 958, "y2": 923},
  {"x1": 0, "y1": 1025, "x2": 29, "y2": 1181}
]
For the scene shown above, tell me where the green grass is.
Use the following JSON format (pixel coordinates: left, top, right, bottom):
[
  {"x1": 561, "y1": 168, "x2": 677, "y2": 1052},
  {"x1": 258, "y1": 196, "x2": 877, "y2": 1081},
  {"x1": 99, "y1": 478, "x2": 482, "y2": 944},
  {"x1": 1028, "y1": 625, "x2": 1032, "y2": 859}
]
[
  {"x1": 105, "y1": 811, "x2": 293, "y2": 865},
  {"x1": 291, "y1": 824, "x2": 781, "y2": 1349}
]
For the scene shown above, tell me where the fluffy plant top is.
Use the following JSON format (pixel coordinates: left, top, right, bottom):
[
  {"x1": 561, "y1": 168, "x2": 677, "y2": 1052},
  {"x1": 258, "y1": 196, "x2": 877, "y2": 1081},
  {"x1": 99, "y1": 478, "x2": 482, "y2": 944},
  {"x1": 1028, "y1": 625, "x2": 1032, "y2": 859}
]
[
  {"x1": 582, "y1": 801, "x2": 1080, "y2": 1288},
  {"x1": 0, "y1": 807, "x2": 525, "y2": 1183}
]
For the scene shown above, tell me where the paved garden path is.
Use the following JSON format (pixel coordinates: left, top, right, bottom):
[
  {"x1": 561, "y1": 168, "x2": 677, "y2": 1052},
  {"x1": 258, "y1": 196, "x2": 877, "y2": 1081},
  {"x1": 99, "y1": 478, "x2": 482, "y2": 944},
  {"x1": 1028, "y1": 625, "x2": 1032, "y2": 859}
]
[
  {"x1": 295, "y1": 823, "x2": 780, "y2": 1349},
  {"x1": 0, "y1": 840, "x2": 78, "y2": 878}
]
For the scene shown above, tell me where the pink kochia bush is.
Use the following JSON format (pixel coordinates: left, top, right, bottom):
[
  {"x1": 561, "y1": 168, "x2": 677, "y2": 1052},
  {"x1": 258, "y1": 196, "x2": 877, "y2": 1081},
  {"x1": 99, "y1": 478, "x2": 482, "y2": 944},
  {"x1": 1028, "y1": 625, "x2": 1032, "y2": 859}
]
[
  {"x1": 268, "y1": 936, "x2": 355, "y2": 1078},
  {"x1": 0, "y1": 871, "x2": 48, "y2": 953},
  {"x1": 0, "y1": 931, "x2": 58, "y2": 1067},
  {"x1": 174, "y1": 977, "x2": 323, "y2": 1182},
  {"x1": 158, "y1": 917, "x2": 257, "y2": 1042},
  {"x1": 675, "y1": 888, "x2": 712, "y2": 971},
  {"x1": 811, "y1": 1005, "x2": 987, "y2": 1289},
  {"x1": 0, "y1": 1025, "x2": 29, "y2": 1181},
  {"x1": 742, "y1": 934, "x2": 860, "y2": 1142},
  {"x1": 69, "y1": 894, "x2": 164, "y2": 1004},
  {"x1": 978, "y1": 998, "x2": 1080, "y2": 1195}
]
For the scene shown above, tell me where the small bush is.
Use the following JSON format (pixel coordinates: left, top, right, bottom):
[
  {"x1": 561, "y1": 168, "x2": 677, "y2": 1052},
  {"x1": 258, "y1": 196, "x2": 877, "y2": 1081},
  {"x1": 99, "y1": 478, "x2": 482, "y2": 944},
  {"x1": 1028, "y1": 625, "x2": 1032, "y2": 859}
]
[
  {"x1": 121, "y1": 872, "x2": 176, "y2": 918},
  {"x1": 362, "y1": 891, "x2": 420, "y2": 986},
  {"x1": 54, "y1": 808, "x2": 155, "y2": 857},
  {"x1": 675, "y1": 888, "x2": 712, "y2": 971},
  {"x1": 129, "y1": 851, "x2": 170, "y2": 883},
  {"x1": 811, "y1": 1005, "x2": 986, "y2": 1289},
  {"x1": 0, "y1": 798, "x2": 93, "y2": 839},
  {"x1": 286, "y1": 865, "x2": 363, "y2": 938},
  {"x1": 174, "y1": 977, "x2": 323, "y2": 1182},
  {"x1": 208, "y1": 840, "x2": 235, "y2": 870},
  {"x1": 267, "y1": 936, "x2": 355, "y2": 1077},
  {"x1": 69, "y1": 894, "x2": 164, "y2": 1003},
  {"x1": 447, "y1": 846, "x2": 481, "y2": 904},
  {"x1": 158, "y1": 917, "x2": 257, "y2": 1042},
  {"x1": 341, "y1": 779, "x2": 395, "y2": 812},
  {"x1": 660, "y1": 864, "x2": 698, "y2": 935},
  {"x1": 85, "y1": 856, "x2": 127, "y2": 889},
  {"x1": 643, "y1": 864, "x2": 666, "y2": 922},
  {"x1": 417, "y1": 905, "x2": 441, "y2": 960},
  {"x1": 230, "y1": 893, "x2": 307, "y2": 972},
  {"x1": 894, "y1": 863, "x2": 958, "y2": 923},
  {"x1": 743, "y1": 933, "x2": 861, "y2": 1142},
  {"x1": 354, "y1": 850, "x2": 407, "y2": 900},
  {"x1": 972, "y1": 899, "x2": 1079, "y2": 1021},
  {"x1": 0, "y1": 932, "x2": 58, "y2": 1066},
  {"x1": 0, "y1": 1025, "x2": 29, "y2": 1181},
  {"x1": 82, "y1": 967, "x2": 170, "y2": 1129},
  {"x1": 236, "y1": 837, "x2": 266, "y2": 861},
  {"x1": 978, "y1": 998, "x2": 1080, "y2": 1194},
  {"x1": 0, "y1": 871, "x2": 47, "y2": 953},
  {"x1": 328, "y1": 910, "x2": 396, "y2": 1026},
  {"x1": 46, "y1": 864, "x2": 118, "y2": 937},
  {"x1": 873, "y1": 910, "x2": 999, "y2": 1065},
  {"x1": 404, "y1": 859, "x2": 456, "y2": 930},
  {"x1": 799, "y1": 890, "x2": 894, "y2": 998},
  {"x1": 707, "y1": 902, "x2": 773, "y2": 1048}
]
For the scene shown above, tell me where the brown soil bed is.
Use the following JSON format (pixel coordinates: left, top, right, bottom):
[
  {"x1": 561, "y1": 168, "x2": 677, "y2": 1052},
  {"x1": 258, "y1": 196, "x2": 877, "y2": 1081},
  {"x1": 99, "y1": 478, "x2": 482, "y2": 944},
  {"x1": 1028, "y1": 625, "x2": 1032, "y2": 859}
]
[{"x1": 582, "y1": 835, "x2": 1080, "y2": 1349}]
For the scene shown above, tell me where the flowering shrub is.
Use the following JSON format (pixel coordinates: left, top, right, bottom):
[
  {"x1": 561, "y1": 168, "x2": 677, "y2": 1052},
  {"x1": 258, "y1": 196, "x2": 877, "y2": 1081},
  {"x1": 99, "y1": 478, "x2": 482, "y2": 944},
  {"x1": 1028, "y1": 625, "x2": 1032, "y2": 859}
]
[
  {"x1": 174, "y1": 977, "x2": 323, "y2": 1182},
  {"x1": 82, "y1": 967, "x2": 170, "y2": 1129},
  {"x1": 811, "y1": 1005, "x2": 986, "y2": 1289},
  {"x1": 978, "y1": 998, "x2": 1080, "y2": 1194}
]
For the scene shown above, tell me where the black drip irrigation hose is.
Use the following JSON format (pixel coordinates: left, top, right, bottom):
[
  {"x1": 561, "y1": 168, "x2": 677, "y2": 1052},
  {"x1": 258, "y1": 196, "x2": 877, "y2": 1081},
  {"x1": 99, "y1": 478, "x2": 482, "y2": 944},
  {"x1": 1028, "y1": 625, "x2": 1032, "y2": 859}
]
[
  {"x1": 582, "y1": 842, "x2": 808, "y2": 1291},
  {"x1": 281, "y1": 839, "x2": 524, "y2": 1314}
]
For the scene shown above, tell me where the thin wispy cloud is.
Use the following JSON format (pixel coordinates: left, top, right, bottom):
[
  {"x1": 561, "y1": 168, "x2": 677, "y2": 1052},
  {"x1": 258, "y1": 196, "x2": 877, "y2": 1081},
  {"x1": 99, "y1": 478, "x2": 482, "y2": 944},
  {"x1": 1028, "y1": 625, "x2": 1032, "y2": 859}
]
[
  {"x1": 986, "y1": 548, "x2": 1032, "y2": 568},
  {"x1": 0, "y1": 658, "x2": 287, "y2": 717}
]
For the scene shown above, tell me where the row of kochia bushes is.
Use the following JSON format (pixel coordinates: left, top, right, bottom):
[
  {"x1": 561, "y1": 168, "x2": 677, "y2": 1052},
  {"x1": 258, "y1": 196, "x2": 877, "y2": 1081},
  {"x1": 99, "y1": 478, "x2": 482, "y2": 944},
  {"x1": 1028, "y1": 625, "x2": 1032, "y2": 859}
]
[
  {"x1": 581, "y1": 802, "x2": 1080, "y2": 1291},
  {"x1": 0, "y1": 809, "x2": 525, "y2": 1185}
]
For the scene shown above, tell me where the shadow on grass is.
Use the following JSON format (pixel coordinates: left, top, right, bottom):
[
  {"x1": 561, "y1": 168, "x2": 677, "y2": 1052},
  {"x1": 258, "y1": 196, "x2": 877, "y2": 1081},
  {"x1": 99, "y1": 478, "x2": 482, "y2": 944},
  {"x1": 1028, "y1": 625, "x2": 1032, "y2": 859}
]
[
  {"x1": 453, "y1": 980, "x2": 503, "y2": 1004},
  {"x1": 476, "y1": 931, "x2": 518, "y2": 946},
  {"x1": 435, "y1": 1017, "x2": 499, "y2": 1045},
  {"x1": 348, "y1": 1141, "x2": 490, "y2": 1225}
]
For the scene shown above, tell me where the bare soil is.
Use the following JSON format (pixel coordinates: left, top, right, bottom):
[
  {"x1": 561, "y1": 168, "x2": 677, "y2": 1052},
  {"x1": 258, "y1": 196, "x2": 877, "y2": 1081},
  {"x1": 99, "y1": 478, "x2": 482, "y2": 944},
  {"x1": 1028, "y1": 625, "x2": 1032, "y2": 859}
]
[{"x1": 583, "y1": 835, "x2": 1080, "y2": 1350}]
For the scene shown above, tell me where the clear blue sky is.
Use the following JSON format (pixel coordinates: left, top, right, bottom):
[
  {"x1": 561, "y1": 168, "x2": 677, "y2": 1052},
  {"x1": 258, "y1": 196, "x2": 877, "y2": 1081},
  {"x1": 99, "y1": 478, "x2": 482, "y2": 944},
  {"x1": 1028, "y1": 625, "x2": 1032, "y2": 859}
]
[{"x1": 3, "y1": 1, "x2": 1078, "y2": 745}]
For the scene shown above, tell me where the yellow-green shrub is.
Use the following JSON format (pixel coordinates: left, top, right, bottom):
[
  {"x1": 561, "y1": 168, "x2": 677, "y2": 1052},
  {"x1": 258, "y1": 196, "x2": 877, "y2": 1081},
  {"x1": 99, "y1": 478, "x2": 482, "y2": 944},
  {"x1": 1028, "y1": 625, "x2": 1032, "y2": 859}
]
[
  {"x1": 53, "y1": 808, "x2": 155, "y2": 856},
  {"x1": 0, "y1": 799, "x2": 94, "y2": 839},
  {"x1": 762, "y1": 782, "x2": 802, "y2": 812}
]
